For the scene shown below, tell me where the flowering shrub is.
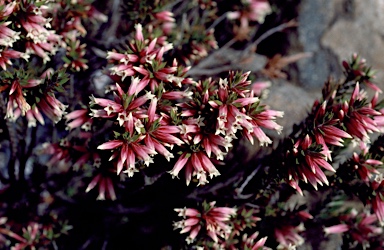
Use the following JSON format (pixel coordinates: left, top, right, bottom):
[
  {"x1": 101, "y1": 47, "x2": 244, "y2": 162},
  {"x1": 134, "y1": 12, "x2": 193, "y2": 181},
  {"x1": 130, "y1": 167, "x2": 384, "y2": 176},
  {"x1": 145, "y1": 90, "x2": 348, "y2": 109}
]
[{"x1": 0, "y1": 0, "x2": 383, "y2": 249}]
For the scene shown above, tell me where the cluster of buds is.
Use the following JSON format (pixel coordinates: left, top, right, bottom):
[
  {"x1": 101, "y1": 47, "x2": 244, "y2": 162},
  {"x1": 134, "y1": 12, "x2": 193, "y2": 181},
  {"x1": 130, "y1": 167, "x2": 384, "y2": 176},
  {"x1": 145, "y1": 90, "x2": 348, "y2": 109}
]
[
  {"x1": 166, "y1": 0, "x2": 218, "y2": 66},
  {"x1": 342, "y1": 53, "x2": 382, "y2": 93},
  {"x1": 342, "y1": 147, "x2": 384, "y2": 225},
  {"x1": 170, "y1": 27, "x2": 218, "y2": 66},
  {"x1": 285, "y1": 55, "x2": 384, "y2": 195},
  {"x1": 324, "y1": 209, "x2": 383, "y2": 249},
  {"x1": 0, "y1": 68, "x2": 68, "y2": 126},
  {"x1": 173, "y1": 201, "x2": 237, "y2": 245},
  {"x1": 0, "y1": 217, "x2": 72, "y2": 250}
]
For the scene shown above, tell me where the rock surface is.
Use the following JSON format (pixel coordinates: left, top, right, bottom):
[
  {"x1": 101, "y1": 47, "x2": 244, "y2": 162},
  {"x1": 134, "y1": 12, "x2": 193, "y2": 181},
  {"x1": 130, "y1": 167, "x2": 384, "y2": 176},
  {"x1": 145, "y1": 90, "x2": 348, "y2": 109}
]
[{"x1": 293, "y1": 0, "x2": 384, "y2": 92}]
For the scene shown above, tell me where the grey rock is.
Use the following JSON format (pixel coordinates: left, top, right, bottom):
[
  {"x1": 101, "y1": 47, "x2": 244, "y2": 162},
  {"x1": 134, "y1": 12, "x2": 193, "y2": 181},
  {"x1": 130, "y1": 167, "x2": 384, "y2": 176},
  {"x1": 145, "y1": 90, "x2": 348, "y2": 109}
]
[
  {"x1": 264, "y1": 79, "x2": 318, "y2": 140},
  {"x1": 321, "y1": 0, "x2": 384, "y2": 90},
  {"x1": 296, "y1": 0, "x2": 342, "y2": 89}
]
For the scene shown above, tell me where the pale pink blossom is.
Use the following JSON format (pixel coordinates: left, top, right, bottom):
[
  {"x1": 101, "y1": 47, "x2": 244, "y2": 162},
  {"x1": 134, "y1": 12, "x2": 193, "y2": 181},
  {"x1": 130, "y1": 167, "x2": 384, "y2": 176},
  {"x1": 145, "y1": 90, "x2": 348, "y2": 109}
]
[
  {"x1": 65, "y1": 109, "x2": 92, "y2": 131},
  {"x1": 97, "y1": 136, "x2": 156, "y2": 175},
  {"x1": 0, "y1": 22, "x2": 21, "y2": 47},
  {"x1": 86, "y1": 173, "x2": 116, "y2": 200},
  {"x1": 169, "y1": 151, "x2": 220, "y2": 186},
  {"x1": 324, "y1": 224, "x2": 349, "y2": 235},
  {"x1": 174, "y1": 202, "x2": 236, "y2": 244},
  {"x1": 275, "y1": 223, "x2": 305, "y2": 250}
]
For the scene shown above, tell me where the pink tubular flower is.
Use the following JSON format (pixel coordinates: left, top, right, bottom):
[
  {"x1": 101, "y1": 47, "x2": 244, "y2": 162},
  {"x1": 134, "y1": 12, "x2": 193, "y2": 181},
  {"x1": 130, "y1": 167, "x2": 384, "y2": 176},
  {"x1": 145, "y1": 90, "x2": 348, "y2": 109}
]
[
  {"x1": 244, "y1": 107, "x2": 284, "y2": 146},
  {"x1": 352, "y1": 152, "x2": 382, "y2": 183},
  {"x1": 143, "y1": 99, "x2": 184, "y2": 161},
  {"x1": 174, "y1": 201, "x2": 236, "y2": 244},
  {"x1": 0, "y1": 48, "x2": 25, "y2": 70},
  {"x1": 341, "y1": 83, "x2": 381, "y2": 142},
  {"x1": 241, "y1": 231, "x2": 269, "y2": 250},
  {"x1": 107, "y1": 24, "x2": 188, "y2": 91},
  {"x1": 227, "y1": 0, "x2": 272, "y2": 37},
  {"x1": 97, "y1": 134, "x2": 156, "y2": 176},
  {"x1": 325, "y1": 209, "x2": 383, "y2": 245},
  {"x1": 107, "y1": 51, "x2": 139, "y2": 65},
  {"x1": 169, "y1": 151, "x2": 220, "y2": 186},
  {"x1": 65, "y1": 109, "x2": 93, "y2": 131},
  {"x1": 153, "y1": 10, "x2": 175, "y2": 33},
  {"x1": 251, "y1": 81, "x2": 271, "y2": 97},
  {"x1": 371, "y1": 193, "x2": 384, "y2": 225},
  {"x1": 0, "y1": 22, "x2": 21, "y2": 47},
  {"x1": 21, "y1": 15, "x2": 51, "y2": 44},
  {"x1": 275, "y1": 224, "x2": 305, "y2": 250},
  {"x1": 86, "y1": 173, "x2": 116, "y2": 200},
  {"x1": 207, "y1": 73, "x2": 283, "y2": 146},
  {"x1": 313, "y1": 101, "x2": 352, "y2": 160},
  {"x1": 37, "y1": 140, "x2": 72, "y2": 170},
  {"x1": 6, "y1": 80, "x2": 31, "y2": 118},
  {"x1": 90, "y1": 83, "x2": 154, "y2": 134},
  {"x1": 0, "y1": 1, "x2": 16, "y2": 19},
  {"x1": 37, "y1": 94, "x2": 67, "y2": 124},
  {"x1": 154, "y1": 11, "x2": 175, "y2": 23},
  {"x1": 324, "y1": 224, "x2": 349, "y2": 235},
  {"x1": 25, "y1": 106, "x2": 45, "y2": 127}
]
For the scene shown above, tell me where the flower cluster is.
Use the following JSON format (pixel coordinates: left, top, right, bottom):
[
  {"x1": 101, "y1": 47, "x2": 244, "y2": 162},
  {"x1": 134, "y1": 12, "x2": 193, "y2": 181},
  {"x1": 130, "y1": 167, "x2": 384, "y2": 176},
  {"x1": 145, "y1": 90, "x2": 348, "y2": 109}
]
[
  {"x1": 222, "y1": 207, "x2": 270, "y2": 250},
  {"x1": 284, "y1": 55, "x2": 384, "y2": 195},
  {"x1": 173, "y1": 201, "x2": 237, "y2": 245},
  {"x1": 2, "y1": 0, "x2": 384, "y2": 248},
  {"x1": 228, "y1": 0, "x2": 271, "y2": 23},
  {"x1": 0, "y1": 0, "x2": 106, "y2": 72},
  {"x1": 118, "y1": 0, "x2": 219, "y2": 66},
  {"x1": 0, "y1": 217, "x2": 72, "y2": 250},
  {"x1": 324, "y1": 209, "x2": 383, "y2": 249},
  {"x1": 63, "y1": 23, "x2": 284, "y2": 188},
  {"x1": 348, "y1": 149, "x2": 384, "y2": 225},
  {"x1": 275, "y1": 223, "x2": 305, "y2": 250},
  {"x1": 174, "y1": 203, "x2": 272, "y2": 249},
  {"x1": 0, "y1": 0, "x2": 61, "y2": 65},
  {"x1": 0, "y1": 68, "x2": 68, "y2": 125},
  {"x1": 45, "y1": 0, "x2": 107, "y2": 71}
]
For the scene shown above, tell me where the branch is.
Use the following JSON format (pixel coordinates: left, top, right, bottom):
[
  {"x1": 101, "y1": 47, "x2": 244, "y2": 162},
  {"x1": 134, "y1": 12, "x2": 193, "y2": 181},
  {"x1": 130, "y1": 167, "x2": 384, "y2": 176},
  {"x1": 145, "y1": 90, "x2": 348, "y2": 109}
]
[
  {"x1": 243, "y1": 19, "x2": 298, "y2": 56},
  {"x1": 235, "y1": 163, "x2": 263, "y2": 199},
  {"x1": 0, "y1": 94, "x2": 16, "y2": 182}
]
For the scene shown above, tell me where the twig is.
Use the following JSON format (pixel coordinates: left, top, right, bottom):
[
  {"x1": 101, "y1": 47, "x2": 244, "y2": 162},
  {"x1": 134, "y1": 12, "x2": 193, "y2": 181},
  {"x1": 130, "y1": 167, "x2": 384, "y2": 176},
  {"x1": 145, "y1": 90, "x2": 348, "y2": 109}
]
[
  {"x1": 242, "y1": 19, "x2": 297, "y2": 56},
  {"x1": 19, "y1": 126, "x2": 37, "y2": 181},
  {"x1": 186, "y1": 65, "x2": 235, "y2": 77},
  {"x1": 0, "y1": 94, "x2": 17, "y2": 182},
  {"x1": 236, "y1": 163, "x2": 262, "y2": 197},
  {"x1": 186, "y1": 173, "x2": 240, "y2": 200},
  {"x1": 104, "y1": 0, "x2": 121, "y2": 47},
  {"x1": 185, "y1": 38, "x2": 236, "y2": 77},
  {"x1": 207, "y1": 12, "x2": 228, "y2": 31},
  {"x1": 163, "y1": 0, "x2": 184, "y2": 10}
]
